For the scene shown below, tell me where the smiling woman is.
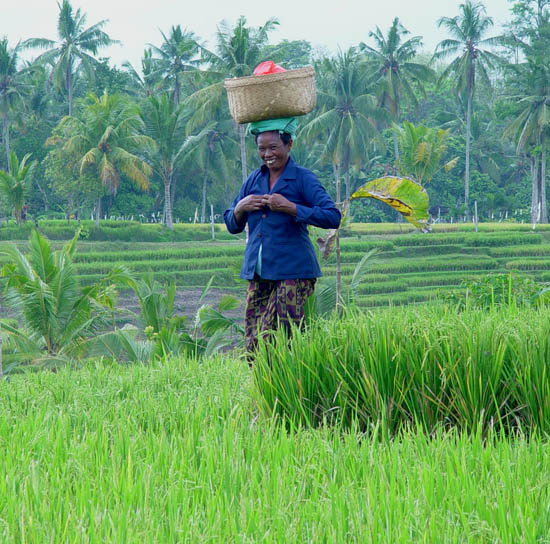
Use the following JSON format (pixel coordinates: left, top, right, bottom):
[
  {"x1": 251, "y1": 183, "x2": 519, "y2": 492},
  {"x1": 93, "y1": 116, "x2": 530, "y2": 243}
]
[{"x1": 224, "y1": 118, "x2": 341, "y2": 355}]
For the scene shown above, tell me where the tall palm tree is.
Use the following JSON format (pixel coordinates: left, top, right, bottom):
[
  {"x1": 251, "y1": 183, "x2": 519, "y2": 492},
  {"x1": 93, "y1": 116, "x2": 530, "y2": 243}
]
[
  {"x1": 25, "y1": 0, "x2": 117, "y2": 116},
  {"x1": 148, "y1": 26, "x2": 201, "y2": 105},
  {"x1": 179, "y1": 114, "x2": 239, "y2": 223},
  {"x1": 0, "y1": 38, "x2": 31, "y2": 167},
  {"x1": 504, "y1": 54, "x2": 550, "y2": 223},
  {"x1": 50, "y1": 90, "x2": 154, "y2": 224},
  {"x1": 194, "y1": 16, "x2": 279, "y2": 182},
  {"x1": 0, "y1": 151, "x2": 35, "y2": 223},
  {"x1": 301, "y1": 48, "x2": 383, "y2": 201},
  {"x1": 122, "y1": 48, "x2": 166, "y2": 99},
  {"x1": 140, "y1": 94, "x2": 187, "y2": 229},
  {"x1": 433, "y1": 0, "x2": 504, "y2": 214},
  {"x1": 395, "y1": 121, "x2": 457, "y2": 185},
  {"x1": 360, "y1": 17, "x2": 435, "y2": 160}
]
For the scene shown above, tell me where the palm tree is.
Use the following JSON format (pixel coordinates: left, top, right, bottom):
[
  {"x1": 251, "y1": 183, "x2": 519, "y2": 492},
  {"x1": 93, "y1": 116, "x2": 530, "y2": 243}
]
[
  {"x1": 301, "y1": 48, "x2": 383, "y2": 201},
  {"x1": 140, "y1": 94, "x2": 187, "y2": 229},
  {"x1": 25, "y1": 0, "x2": 118, "y2": 116},
  {"x1": 0, "y1": 38, "x2": 31, "y2": 167},
  {"x1": 433, "y1": 0, "x2": 504, "y2": 214},
  {"x1": 0, "y1": 152, "x2": 35, "y2": 223},
  {"x1": 148, "y1": 26, "x2": 201, "y2": 105},
  {"x1": 179, "y1": 114, "x2": 239, "y2": 223},
  {"x1": 194, "y1": 16, "x2": 279, "y2": 182},
  {"x1": 0, "y1": 229, "x2": 132, "y2": 365},
  {"x1": 301, "y1": 48, "x2": 382, "y2": 308},
  {"x1": 50, "y1": 90, "x2": 154, "y2": 224},
  {"x1": 360, "y1": 17, "x2": 435, "y2": 160},
  {"x1": 122, "y1": 48, "x2": 166, "y2": 99},
  {"x1": 504, "y1": 56, "x2": 550, "y2": 223},
  {"x1": 395, "y1": 121, "x2": 457, "y2": 185}
]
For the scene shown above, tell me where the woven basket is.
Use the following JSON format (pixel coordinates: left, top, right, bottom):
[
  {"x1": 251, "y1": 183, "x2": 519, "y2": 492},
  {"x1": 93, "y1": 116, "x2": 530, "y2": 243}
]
[{"x1": 224, "y1": 66, "x2": 316, "y2": 124}]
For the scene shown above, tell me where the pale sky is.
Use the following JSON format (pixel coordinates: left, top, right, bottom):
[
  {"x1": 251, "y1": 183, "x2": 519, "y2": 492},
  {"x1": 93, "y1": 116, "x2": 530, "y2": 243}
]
[{"x1": 5, "y1": 0, "x2": 513, "y2": 70}]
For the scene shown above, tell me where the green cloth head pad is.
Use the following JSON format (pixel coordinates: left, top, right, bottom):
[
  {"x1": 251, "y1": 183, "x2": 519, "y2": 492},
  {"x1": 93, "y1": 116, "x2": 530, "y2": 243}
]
[{"x1": 248, "y1": 117, "x2": 297, "y2": 140}]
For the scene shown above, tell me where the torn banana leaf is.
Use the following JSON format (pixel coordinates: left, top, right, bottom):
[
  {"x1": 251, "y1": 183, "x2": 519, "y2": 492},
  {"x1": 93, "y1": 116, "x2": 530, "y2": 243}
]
[{"x1": 350, "y1": 176, "x2": 429, "y2": 231}]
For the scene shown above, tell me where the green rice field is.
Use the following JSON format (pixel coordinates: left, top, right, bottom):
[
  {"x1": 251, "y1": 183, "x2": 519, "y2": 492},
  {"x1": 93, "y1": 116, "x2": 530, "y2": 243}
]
[
  {"x1": 2, "y1": 353, "x2": 550, "y2": 542},
  {"x1": 3, "y1": 223, "x2": 550, "y2": 542}
]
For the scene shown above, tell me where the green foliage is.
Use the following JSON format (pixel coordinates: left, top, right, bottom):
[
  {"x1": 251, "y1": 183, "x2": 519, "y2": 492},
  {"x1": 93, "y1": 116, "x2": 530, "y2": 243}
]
[
  {"x1": 0, "y1": 152, "x2": 36, "y2": 223},
  {"x1": 395, "y1": 121, "x2": 457, "y2": 184},
  {"x1": 0, "y1": 228, "x2": 132, "y2": 367},
  {"x1": 444, "y1": 271, "x2": 550, "y2": 308},
  {"x1": 4, "y1": 357, "x2": 550, "y2": 540},
  {"x1": 50, "y1": 90, "x2": 154, "y2": 198},
  {"x1": 25, "y1": 0, "x2": 118, "y2": 115}
]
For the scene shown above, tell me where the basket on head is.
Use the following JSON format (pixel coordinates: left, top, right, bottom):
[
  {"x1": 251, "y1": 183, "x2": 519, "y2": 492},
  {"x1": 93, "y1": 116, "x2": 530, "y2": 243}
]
[{"x1": 224, "y1": 66, "x2": 316, "y2": 124}]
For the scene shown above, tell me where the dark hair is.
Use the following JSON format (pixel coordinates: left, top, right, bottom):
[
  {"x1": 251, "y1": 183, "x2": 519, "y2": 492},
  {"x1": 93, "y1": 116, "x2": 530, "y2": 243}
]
[{"x1": 254, "y1": 130, "x2": 292, "y2": 145}]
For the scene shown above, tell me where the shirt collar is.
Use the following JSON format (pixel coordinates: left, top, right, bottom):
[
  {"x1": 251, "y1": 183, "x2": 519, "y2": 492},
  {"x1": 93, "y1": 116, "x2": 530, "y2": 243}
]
[{"x1": 259, "y1": 156, "x2": 297, "y2": 180}]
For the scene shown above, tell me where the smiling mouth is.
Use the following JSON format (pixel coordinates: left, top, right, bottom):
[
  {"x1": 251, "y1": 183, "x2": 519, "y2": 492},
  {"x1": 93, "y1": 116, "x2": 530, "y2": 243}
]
[{"x1": 266, "y1": 159, "x2": 276, "y2": 166}]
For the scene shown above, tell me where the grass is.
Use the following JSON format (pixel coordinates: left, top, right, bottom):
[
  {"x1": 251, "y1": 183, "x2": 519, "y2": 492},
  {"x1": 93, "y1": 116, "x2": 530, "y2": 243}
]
[{"x1": 2, "y1": 354, "x2": 550, "y2": 542}]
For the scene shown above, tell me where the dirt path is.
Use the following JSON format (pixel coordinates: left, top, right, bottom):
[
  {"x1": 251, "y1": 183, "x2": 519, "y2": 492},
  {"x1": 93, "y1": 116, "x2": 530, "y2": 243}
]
[{"x1": 0, "y1": 286, "x2": 247, "y2": 329}]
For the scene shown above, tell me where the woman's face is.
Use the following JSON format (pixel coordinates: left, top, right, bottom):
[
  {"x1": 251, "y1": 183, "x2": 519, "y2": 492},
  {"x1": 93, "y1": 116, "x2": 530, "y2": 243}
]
[{"x1": 257, "y1": 131, "x2": 292, "y2": 172}]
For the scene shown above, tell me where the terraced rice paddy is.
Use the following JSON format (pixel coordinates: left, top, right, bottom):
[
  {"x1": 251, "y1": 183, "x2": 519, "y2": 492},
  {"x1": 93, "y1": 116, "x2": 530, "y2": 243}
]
[{"x1": 2, "y1": 222, "x2": 550, "y2": 311}]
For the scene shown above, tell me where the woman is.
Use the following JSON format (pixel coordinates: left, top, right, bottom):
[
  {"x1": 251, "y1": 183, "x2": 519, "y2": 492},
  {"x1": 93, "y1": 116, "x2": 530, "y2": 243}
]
[{"x1": 224, "y1": 117, "x2": 341, "y2": 353}]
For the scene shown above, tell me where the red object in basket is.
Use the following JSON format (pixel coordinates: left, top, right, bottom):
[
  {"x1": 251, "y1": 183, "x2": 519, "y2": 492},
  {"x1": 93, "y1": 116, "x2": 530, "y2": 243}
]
[{"x1": 253, "y1": 61, "x2": 286, "y2": 76}]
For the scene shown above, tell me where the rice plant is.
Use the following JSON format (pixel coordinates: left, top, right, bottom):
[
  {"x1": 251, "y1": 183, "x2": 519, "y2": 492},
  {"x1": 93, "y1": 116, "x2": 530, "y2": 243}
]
[{"x1": 253, "y1": 305, "x2": 550, "y2": 435}]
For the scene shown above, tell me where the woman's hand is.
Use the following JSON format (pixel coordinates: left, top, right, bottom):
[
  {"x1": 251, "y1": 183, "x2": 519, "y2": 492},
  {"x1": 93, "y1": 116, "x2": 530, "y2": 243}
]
[
  {"x1": 265, "y1": 193, "x2": 297, "y2": 216},
  {"x1": 234, "y1": 194, "x2": 269, "y2": 223}
]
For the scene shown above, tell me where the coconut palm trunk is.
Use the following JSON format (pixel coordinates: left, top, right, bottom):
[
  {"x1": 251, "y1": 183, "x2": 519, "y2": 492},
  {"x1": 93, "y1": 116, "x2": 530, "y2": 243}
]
[
  {"x1": 465, "y1": 84, "x2": 473, "y2": 216},
  {"x1": 96, "y1": 197, "x2": 101, "y2": 226},
  {"x1": 2, "y1": 115, "x2": 10, "y2": 169},
  {"x1": 164, "y1": 169, "x2": 174, "y2": 230},
  {"x1": 393, "y1": 130, "x2": 400, "y2": 162},
  {"x1": 66, "y1": 59, "x2": 73, "y2": 117},
  {"x1": 239, "y1": 123, "x2": 247, "y2": 182},
  {"x1": 541, "y1": 132, "x2": 547, "y2": 223},
  {"x1": 531, "y1": 155, "x2": 539, "y2": 224},
  {"x1": 201, "y1": 151, "x2": 210, "y2": 223}
]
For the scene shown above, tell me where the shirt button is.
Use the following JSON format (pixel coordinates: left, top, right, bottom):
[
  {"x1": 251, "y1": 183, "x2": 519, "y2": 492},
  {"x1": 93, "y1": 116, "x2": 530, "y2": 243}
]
[
  {"x1": 257, "y1": 234, "x2": 261, "y2": 238},
  {"x1": 262, "y1": 214, "x2": 266, "y2": 219}
]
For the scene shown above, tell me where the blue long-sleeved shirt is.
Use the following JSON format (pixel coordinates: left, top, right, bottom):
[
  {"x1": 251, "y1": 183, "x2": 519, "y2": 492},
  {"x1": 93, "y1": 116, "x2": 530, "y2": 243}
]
[{"x1": 224, "y1": 157, "x2": 341, "y2": 280}]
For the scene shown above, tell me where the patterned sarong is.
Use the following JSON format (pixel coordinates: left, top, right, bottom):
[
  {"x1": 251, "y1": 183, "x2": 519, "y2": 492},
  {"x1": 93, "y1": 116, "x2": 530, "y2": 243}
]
[{"x1": 244, "y1": 277, "x2": 316, "y2": 352}]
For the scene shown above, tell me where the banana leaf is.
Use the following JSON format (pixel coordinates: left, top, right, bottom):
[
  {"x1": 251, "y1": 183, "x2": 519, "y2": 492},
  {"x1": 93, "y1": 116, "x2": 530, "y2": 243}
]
[{"x1": 350, "y1": 176, "x2": 429, "y2": 231}]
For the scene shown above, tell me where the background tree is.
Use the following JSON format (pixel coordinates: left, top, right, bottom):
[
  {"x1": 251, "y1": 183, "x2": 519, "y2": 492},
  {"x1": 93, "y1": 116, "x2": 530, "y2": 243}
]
[
  {"x1": 179, "y1": 114, "x2": 239, "y2": 223},
  {"x1": 503, "y1": 18, "x2": 550, "y2": 223},
  {"x1": 0, "y1": 151, "x2": 35, "y2": 223},
  {"x1": 301, "y1": 48, "x2": 383, "y2": 201},
  {"x1": 360, "y1": 17, "x2": 435, "y2": 160},
  {"x1": 434, "y1": 0, "x2": 504, "y2": 214},
  {"x1": 50, "y1": 90, "x2": 154, "y2": 224},
  {"x1": 198, "y1": 16, "x2": 279, "y2": 181},
  {"x1": 395, "y1": 121, "x2": 457, "y2": 185},
  {"x1": 122, "y1": 48, "x2": 165, "y2": 99},
  {"x1": 26, "y1": 0, "x2": 118, "y2": 116},
  {"x1": 0, "y1": 38, "x2": 30, "y2": 168},
  {"x1": 140, "y1": 93, "x2": 187, "y2": 229},
  {"x1": 148, "y1": 26, "x2": 201, "y2": 105}
]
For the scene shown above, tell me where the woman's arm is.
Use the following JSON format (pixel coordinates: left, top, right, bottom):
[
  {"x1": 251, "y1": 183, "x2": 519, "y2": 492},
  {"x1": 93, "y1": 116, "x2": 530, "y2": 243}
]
[{"x1": 294, "y1": 171, "x2": 341, "y2": 229}]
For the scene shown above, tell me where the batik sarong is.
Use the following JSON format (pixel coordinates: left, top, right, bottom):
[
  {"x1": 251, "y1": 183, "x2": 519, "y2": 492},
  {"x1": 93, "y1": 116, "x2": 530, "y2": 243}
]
[{"x1": 244, "y1": 277, "x2": 316, "y2": 352}]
